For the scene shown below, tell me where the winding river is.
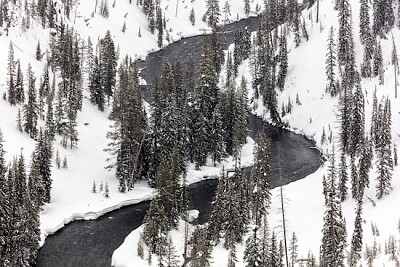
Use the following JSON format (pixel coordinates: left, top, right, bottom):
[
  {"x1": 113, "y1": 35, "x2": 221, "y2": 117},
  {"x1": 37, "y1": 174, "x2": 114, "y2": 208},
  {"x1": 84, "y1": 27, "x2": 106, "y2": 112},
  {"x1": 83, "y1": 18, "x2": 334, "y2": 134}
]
[{"x1": 35, "y1": 16, "x2": 321, "y2": 267}]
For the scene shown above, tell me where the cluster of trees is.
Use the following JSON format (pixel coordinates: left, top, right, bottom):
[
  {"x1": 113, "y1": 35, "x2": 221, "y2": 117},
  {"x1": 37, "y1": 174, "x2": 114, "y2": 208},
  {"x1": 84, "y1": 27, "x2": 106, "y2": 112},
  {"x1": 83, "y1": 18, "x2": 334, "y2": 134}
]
[
  {"x1": 324, "y1": 0, "x2": 398, "y2": 203},
  {"x1": 136, "y1": 128, "x2": 308, "y2": 267},
  {"x1": 250, "y1": 0, "x2": 308, "y2": 123},
  {"x1": 0, "y1": 128, "x2": 52, "y2": 266}
]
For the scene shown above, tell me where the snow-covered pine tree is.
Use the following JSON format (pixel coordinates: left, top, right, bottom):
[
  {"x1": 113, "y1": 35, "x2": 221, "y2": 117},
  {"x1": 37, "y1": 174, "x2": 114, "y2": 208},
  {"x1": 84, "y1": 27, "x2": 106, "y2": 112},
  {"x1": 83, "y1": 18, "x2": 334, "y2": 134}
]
[
  {"x1": 349, "y1": 200, "x2": 363, "y2": 266},
  {"x1": 243, "y1": 227, "x2": 261, "y2": 267},
  {"x1": 320, "y1": 147, "x2": 347, "y2": 267},
  {"x1": 206, "y1": 0, "x2": 220, "y2": 29},
  {"x1": 376, "y1": 98, "x2": 393, "y2": 199},
  {"x1": 99, "y1": 30, "x2": 117, "y2": 99},
  {"x1": 289, "y1": 232, "x2": 298, "y2": 267},
  {"x1": 372, "y1": 0, "x2": 395, "y2": 38},
  {"x1": 244, "y1": 0, "x2": 250, "y2": 15},
  {"x1": 15, "y1": 61, "x2": 24, "y2": 104},
  {"x1": 251, "y1": 131, "x2": 272, "y2": 226},
  {"x1": 325, "y1": 26, "x2": 338, "y2": 96},
  {"x1": 189, "y1": 8, "x2": 195, "y2": 25},
  {"x1": 7, "y1": 41, "x2": 16, "y2": 106},
  {"x1": 23, "y1": 64, "x2": 38, "y2": 139},
  {"x1": 349, "y1": 82, "x2": 365, "y2": 156},
  {"x1": 277, "y1": 29, "x2": 288, "y2": 90},
  {"x1": 106, "y1": 57, "x2": 146, "y2": 191}
]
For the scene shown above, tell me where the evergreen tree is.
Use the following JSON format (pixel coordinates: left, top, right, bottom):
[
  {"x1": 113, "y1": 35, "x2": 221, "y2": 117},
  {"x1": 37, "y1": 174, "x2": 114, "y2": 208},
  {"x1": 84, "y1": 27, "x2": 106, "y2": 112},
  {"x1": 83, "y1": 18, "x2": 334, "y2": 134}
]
[
  {"x1": 251, "y1": 131, "x2": 272, "y2": 226},
  {"x1": 23, "y1": 64, "x2": 38, "y2": 139},
  {"x1": 376, "y1": 98, "x2": 393, "y2": 199},
  {"x1": 189, "y1": 226, "x2": 213, "y2": 267},
  {"x1": 359, "y1": 0, "x2": 371, "y2": 45},
  {"x1": 277, "y1": 30, "x2": 288, "y2": 90},
  {"x1": 320, "y1": 147, "x2": 347, "y2": 267},
  {"x1": 189, "y1": 8, "x2": 195, "y2": 25},
  {"x1": 244, "y1": 0, "x2": 250, "y2": 15},
  {"x1": 373, "y1": 41, "x2": 383, "y2": 78},
  {"x1": 349, "y1": 200, "x2": 363, "y2": 267},
  {"x1": 349, "y1": 82, "x2": 365, "y2": 156},
  {"x1": 325, "y1": 26, "x2": 338, "y2": 96},
  {"x1": 0, "y1": 129, "x2": 9, "y2": 265},
  {"x1": 36, "y1": 41, "x2": 42, "y2": 61},
  {"x1": 89, "y1": 56, "x2": 105, "y2": 111},
  {"x1": 99, "y1": 30, "x2": 117, "y2": 99},
  {"x1": 337, "y1": 0, "x2": 353, "y2": 67},
  {"x1": 15, "y1": 61, "x2": 24, "y2": 104},
  {"x1": 227, "y1": 244, "x2": 238, "y2": 267},
  {"x1": 243, "y1": 228, "x2": 261, "y2": 267},
  {"x1": 206, "y1": 0, "x2": 220, "y2": 28},
  {"x1": 338, "y1": 78, "x2": 353, "y2": 153},
  {"x1": 7, "y1": 41, "x2": 16, "y2": 106},
  {"x1": 338, "y1": 150, "x2": 348, "y2": 202},
  {"x1": 32, "y1": 129, "x2": 53, "y2": 203},
  {"x1": 289, "y1": 232, "x2": 298, "y2": 267},
  {"x1": 372, "y1": 0, "x2": 395, "y2": 37},
  {"x1": 106, "y1": 57, "x2": 146, "y2": 191}
]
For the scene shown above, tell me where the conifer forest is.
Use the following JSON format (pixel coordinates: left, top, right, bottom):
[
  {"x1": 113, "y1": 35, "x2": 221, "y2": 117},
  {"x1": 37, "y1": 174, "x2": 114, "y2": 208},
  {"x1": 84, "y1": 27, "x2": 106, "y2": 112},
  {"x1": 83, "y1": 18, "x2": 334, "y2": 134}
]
[{"x1": 0, "y1": 0, "x2": 400, "y2": 266}]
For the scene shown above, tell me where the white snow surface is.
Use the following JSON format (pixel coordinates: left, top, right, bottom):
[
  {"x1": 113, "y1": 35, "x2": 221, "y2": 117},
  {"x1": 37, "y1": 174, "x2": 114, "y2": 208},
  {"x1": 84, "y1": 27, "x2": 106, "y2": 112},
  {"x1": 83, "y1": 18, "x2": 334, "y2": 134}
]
[
  {"x1": 1, "y1": 0, "x2": 400, "y2": 266},
  {"x1": 112, "y1": 0, "x2": 400, "y2": 267},
  {"x1": 0, "y1": 0, "x2": 262, "y2": 247}
]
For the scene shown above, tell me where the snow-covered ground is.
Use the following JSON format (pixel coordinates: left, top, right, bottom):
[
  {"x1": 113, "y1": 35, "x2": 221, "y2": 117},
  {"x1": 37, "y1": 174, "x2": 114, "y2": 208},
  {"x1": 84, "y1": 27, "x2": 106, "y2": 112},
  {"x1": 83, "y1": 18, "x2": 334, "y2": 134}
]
[
  {"x1": 112, "y1": 0, "x2": 400, "y2": 266},
  {"x1": 0, "y1": 0, "x2": 263, "y2": 246},
  {"x1": 1, "y1": 0, "x2": 400, "y2": 265}
]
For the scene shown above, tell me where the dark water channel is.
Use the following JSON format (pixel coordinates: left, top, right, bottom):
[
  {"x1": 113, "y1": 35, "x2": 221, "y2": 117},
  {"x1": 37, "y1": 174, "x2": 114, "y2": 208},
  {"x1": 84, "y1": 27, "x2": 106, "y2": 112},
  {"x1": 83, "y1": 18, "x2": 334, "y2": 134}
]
[{"x1": 36, "y1": 15, "x2": 321, "y2": 267}]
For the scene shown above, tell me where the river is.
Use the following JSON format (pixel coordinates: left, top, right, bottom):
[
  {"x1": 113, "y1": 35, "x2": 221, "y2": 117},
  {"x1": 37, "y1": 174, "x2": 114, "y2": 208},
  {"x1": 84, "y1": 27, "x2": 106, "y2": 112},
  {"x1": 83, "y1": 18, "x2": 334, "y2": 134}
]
[{"x1": 35, "y1": 15, "x2": 320, "y2": 267}]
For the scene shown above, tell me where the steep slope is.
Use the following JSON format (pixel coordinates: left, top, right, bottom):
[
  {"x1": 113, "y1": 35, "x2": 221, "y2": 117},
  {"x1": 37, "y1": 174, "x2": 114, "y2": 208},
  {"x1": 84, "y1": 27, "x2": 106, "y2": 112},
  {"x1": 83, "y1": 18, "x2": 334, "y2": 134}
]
[{"x1": 112, "y1": 0, "x2": 400, "y2": 266}]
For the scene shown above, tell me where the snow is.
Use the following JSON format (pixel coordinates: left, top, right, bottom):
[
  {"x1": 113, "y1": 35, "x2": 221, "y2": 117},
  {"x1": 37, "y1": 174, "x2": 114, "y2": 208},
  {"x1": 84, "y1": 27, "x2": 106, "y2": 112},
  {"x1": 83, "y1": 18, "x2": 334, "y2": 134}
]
[
  {"x1": 1, "y1": 0, "x2": 399, "y2": 265},
  {"x1": 0, "y1": 0, "x2": 262, "y2": 248},
  {"x1": 112, "y1": 0, "x2": 400, "y2": 266}
]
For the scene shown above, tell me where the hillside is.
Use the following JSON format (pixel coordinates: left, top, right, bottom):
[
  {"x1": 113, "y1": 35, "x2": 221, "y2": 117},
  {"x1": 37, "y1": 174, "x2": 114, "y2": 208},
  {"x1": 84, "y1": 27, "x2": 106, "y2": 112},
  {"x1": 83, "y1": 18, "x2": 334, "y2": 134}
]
[{"x1": 0, "y1": 0, "x2": 400, "y2": 266}]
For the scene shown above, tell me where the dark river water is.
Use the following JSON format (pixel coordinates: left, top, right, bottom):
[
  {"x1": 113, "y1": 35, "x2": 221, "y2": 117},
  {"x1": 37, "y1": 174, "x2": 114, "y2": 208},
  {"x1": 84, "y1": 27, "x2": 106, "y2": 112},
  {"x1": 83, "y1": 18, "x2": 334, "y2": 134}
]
[{"x1": 35, "y1": 15, "x2": 321, "y2": 267}]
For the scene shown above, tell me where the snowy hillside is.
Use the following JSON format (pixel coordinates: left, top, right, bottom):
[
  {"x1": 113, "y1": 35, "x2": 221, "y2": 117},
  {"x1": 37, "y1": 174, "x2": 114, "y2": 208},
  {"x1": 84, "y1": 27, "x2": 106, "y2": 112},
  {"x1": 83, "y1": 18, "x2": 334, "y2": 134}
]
[
  {"x1": 1, "y1": 0, "x2": 400, "y2": 266},
  {"x1": 112, "y1": 0, "x2": 400, "y2": 266},
  {"x1": 0, "y1": 0, "x2": 263, "y2": 247}
]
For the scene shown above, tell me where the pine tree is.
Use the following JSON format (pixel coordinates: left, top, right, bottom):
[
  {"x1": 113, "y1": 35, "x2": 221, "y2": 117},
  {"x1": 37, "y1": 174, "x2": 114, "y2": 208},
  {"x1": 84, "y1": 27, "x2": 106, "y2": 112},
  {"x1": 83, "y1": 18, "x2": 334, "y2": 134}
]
[
  {"x1": 244, "y1": 0, "x2": 250, "y2": 16},
  {"x1": 156, "y1": 2, "x2": 163, "y2": 48},
  {"x1": 206, "y1": 0, "x2": 220, "y2": 29},
  {"x1": 99, "y1": 30, "x2": 117, "y2": 99},
  {"x1": 104, "y1": 182, "x2": 109, "y2": 197},
  {"x1": 92, "y1": 181, "x2": 97, "y2": 193},
  {"x1": 55, "y1": 149, "x2": 60, "y2": 169},
  {"x1": 349, "y1": 82, "x2": 365, "y2": 156},
  {"x1": 320, "y1": 147, "x2": 347, "y2": 267},
  {"x1": 349, "y1": 200, "x2": 363, "y2": 267},
  {"x1": 62, "y1": 156, "x2": 68, "y2": 168},
  {"x1": 16, "y1": 109, "x2": 23, "y2": 132},
  {"x1": 189, "y1": 226, "x2": 212, "y2": 267},
  {"x1": 23, "y1": 64, "x2": 38, "y2": 139},
  {"x1": 163, "y1": 235, "x2": 179, "y2": 267},
  {"x1": 359, "y1": 0, "x2": 371, "y2": 45},
  {"x1": 106, "y1": 58, "x2": 146, "y2": 191},
  {"x1": 277, "y1": 30, "x2": 288, "y2": 90},
  {"x1": 251, "y1": 131, "x2": 272, "y2": 226},
  {"x1": 7, "y1": 41, "x2": 16, "y2": 106},
  {"x1": 376, "y1": 98, "x2": 393, "y2": 199},
  {"x1": 243, "y1": 228, "x2": 261, "y2": 267},
  {"x1": 337, "y1": 0, "x2": 352, "y2": 67},
  {"x1": 372, "y1": 0, "x2": 395, "y2": 37},
  {"x1": 36, "y1": 41, "x2": 42, "y2": 61},
  {"x1": 373, "y1": 41, "x2": 383, "y2": 78},
  {"x1": 0, "y1": 129, "x2": 9, "y2": 266},
  {"x1": 289, "y1": 232, "x2": 298, "y2": 267},
  {"x1": 338, "y1": 150, "x2": 348, "y2": 202},
  {"x1": 325, "y1": 27, "x2": 338, "y2": 96},
  {"x1": 189, "y1": 7, "x2": 195, "y2": 25},
  {"x1": 15, "y1": 61, "x2": 24, "y2": 104}
]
